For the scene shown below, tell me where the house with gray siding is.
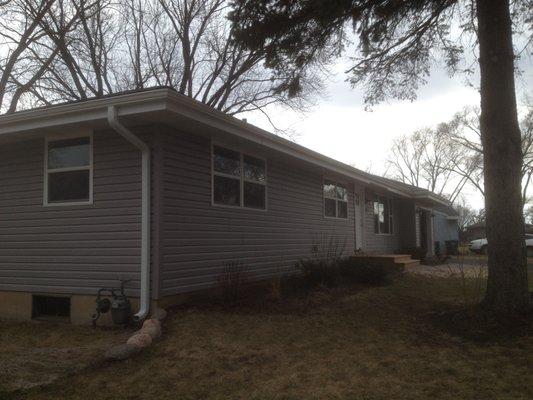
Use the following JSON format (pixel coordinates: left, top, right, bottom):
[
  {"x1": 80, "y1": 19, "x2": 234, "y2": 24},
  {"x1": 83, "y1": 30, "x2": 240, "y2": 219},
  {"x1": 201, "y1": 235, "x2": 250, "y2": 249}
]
[
  {"x1": 0, "y1": 88, "x2": 458, "y2": 324},
  {"x1": 433, "y1": 205, "x2": 460, "y2": 255}
]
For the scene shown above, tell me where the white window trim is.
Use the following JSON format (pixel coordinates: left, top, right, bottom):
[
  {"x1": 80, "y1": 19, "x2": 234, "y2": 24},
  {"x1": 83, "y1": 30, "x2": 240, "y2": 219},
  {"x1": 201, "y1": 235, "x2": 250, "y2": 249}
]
[
  {"x1": 211, "y1": 142, "x2": 267, "y2": 211},
  {"x1": 43, "y1": 131, "x2": 94, "y2": 207},
  {"x1": 373, "y1": 195, "x2": 394, "y2": 235},
  {"x1": 323, "y1": 177, "x2": 349, "y2": 220}
]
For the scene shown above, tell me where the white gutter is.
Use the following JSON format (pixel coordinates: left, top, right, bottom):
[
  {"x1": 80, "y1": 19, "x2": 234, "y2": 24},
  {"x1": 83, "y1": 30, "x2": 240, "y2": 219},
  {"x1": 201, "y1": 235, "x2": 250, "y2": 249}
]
[{"x1": 107, "y1": 105, "x2": 151, "y2": 321}]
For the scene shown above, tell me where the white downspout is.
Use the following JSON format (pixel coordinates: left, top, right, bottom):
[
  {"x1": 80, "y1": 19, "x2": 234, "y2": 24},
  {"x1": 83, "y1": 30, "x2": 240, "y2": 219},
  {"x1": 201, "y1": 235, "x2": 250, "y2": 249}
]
[{"x1": 107, "y1": 105, "x2": 151, "y2": 321}]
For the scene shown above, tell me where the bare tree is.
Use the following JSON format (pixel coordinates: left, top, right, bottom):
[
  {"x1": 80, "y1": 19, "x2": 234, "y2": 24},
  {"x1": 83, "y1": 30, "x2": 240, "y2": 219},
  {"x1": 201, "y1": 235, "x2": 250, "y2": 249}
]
[
  {"x1": 0, "y1": 0, "x2": 58, "y2": 111},
  {"x1": 386, "y1": 130, "x2": 426, "y2": 188},
  {"x1": 442, "y1": 103, "x2": 533, "y2": 204},
  {"x1": 387, "y1": 102, "x2": 533, "y2": 206},
  {"x1": 0, "y1": 0, "x2": 322, "y2": 120},
  {"x1": 386, "y1": 127, "x2": 467, "y2": 203},
  {"x1": 454, "y1": 196, "x2": 484, "y2": 231}
]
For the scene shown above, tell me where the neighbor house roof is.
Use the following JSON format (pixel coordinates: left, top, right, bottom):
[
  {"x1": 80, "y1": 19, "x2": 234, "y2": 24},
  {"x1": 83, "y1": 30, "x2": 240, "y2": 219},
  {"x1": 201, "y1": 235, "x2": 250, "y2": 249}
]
[
  {"x1": 466, "y1": 221, "x2": 533, "y2": 230},
  {"x1": 0, "y1": 87, "x2": 450, "y2": 206}
]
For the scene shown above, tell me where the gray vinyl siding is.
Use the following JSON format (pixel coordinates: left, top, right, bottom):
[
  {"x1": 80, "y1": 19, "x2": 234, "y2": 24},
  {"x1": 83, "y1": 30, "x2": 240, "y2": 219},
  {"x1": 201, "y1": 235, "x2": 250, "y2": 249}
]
[
  {"x1": 0, "y1": 130, "x2": 146, "y2": 296},
  {"x1": 0, "y1": 121, "x2": 423, "y2": 300},
  {"x1": 159, "y1": 129, "x2": 356, "y2": 296},
  {"x1": 415, "y1": 212, "x2": 421, "y2": 247},
  {"x1": 363, "y1": 190, "x2": 401, "y2": 253},
  {"x1": 434, "y1": 211, "x2": 459, "y2": 253}
]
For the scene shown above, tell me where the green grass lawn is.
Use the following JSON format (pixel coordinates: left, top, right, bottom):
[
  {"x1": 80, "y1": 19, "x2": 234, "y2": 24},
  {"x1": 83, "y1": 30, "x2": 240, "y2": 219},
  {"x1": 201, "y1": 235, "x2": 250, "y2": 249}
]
[{"x1": 4, "y1": 274, "x2": 533, "y2": 400}]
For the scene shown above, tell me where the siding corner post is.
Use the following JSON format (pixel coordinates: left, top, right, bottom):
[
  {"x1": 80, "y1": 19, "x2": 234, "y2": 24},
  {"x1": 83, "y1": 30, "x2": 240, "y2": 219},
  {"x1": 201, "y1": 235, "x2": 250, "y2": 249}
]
[{"x1": 107, "y1": 105, "x2": 151, "y2": 321}]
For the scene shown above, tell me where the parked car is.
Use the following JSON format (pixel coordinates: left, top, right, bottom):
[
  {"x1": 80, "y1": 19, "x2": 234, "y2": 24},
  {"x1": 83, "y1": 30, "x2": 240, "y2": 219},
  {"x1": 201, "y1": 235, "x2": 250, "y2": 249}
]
[
  {"x1": 468, "y1": 238, "x2": 487, "y2": 254},
  {"x1": 469, "y1": 235, "x2": 533, "y2": 256}
]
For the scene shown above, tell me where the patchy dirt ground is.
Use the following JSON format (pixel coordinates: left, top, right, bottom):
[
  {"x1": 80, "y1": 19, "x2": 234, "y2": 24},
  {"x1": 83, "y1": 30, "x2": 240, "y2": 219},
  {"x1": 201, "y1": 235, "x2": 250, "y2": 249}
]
[
  {"x1": 406, "y1": 262, "x2": 487, "y2": 278},
  {"x1": 0, "y1": 321, "x2": 131, "y2": 394},
  {"x1": 406, "y1": 257, "x2": 533, "y2": 278},
  {"x1": 5, "y1": 275, "x2": 532, "y2": 400}
]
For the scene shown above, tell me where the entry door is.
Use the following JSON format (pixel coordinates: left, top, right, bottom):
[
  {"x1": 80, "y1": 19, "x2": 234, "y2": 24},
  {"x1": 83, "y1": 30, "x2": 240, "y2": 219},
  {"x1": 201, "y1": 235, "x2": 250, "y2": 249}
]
[{"x1": 354, "y1": 190, "x2": 364, "y2": 251}]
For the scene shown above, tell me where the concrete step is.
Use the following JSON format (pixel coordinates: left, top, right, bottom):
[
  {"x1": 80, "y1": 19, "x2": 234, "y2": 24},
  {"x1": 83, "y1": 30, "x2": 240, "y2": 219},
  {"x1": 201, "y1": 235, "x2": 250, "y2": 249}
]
[{"x1": 395, "y1": 259, "x2": 421, "y2": 269}]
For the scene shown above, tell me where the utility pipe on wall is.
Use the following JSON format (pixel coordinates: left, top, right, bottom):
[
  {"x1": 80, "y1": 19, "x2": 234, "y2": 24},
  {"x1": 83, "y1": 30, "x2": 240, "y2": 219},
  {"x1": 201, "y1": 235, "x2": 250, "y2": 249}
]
[{"x1": 107, "y1": 105, "x2": 151, "y2": 320}]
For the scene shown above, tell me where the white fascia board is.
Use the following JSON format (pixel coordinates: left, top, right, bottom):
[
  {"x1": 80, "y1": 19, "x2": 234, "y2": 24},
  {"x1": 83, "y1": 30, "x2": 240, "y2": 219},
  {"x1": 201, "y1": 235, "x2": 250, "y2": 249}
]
[
  {"x1": 0, "y1": 90, "x2": 169, "y2": 136},
  {"x1": 413, "y1": 194, "x2": 451, "y2": 207},
  {"x1": 0, "y1": 108, "x2": 108, "y2": 135}
]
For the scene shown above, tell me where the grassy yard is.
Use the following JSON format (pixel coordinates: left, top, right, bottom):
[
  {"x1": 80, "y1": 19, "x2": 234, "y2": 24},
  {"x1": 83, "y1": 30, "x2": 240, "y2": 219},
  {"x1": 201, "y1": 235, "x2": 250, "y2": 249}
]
[
  {"x1": 456, "y1": 245, "x2": 533, "y2": 267},
  {"x1": 3, "y1": 273, "x2": 532, "y2": 400}
]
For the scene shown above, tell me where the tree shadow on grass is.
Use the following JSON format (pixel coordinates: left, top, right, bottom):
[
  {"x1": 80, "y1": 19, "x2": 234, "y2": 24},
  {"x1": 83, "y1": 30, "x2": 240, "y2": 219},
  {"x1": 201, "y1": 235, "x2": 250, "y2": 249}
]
[
  {"x1": 421, "y1": 303, "x2": 532, "y2": 343},
  {"x1": 166, "y1": 276, "x2": 392, "y2": 319}
]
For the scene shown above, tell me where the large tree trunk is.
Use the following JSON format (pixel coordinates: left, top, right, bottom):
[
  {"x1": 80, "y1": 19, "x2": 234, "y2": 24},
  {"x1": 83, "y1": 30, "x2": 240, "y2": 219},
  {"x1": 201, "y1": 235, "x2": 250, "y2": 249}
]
[{"x1": 476, "y1": 0, "x2": 529, "y2": 315}]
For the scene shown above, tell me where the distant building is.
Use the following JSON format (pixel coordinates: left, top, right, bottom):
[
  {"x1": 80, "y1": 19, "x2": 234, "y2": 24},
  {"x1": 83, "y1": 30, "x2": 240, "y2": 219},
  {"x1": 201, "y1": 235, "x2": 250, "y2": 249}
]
[{"x1": 464, "y1": 221, "x2": 533, "y2": 241}]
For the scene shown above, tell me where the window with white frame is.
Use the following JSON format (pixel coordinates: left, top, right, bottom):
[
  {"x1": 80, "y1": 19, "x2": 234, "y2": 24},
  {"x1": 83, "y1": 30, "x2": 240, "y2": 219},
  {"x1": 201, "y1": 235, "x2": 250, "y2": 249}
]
[
  {"x1": 323, "y1": 179, "x2": 348, "y2": 219},
  {"x1": 45, "y1": 135, "x2": 92, "y2": 205},
  {"x1": 212, "y1": 145, "x2": 266, "y2": 209},
  {"x1": 373, "y1": 195, "x2": 393, "y2": 234}
]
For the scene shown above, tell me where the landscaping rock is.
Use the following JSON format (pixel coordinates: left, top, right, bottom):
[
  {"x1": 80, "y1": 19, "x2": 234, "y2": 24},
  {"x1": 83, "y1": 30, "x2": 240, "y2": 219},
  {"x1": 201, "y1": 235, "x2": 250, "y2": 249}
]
[
  {"x1": 152, "y1": 307, "x2": 167, "y2": 321},
  {"x1": 136, "y1": 324, "x2": 162, "y2": 340},
  {"x1": 126, "y1": 333, "x2": 152, "y2": 348},
  {"x1": 105, "y1": 343, "x2": 142, "y2": 361},
  {"x1": 143, "y1": 318, "x2": 162, "y2": 330}
]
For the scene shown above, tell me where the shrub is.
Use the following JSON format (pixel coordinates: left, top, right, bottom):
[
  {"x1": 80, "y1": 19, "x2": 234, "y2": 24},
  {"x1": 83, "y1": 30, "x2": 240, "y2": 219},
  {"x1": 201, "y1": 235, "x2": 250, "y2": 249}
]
[
  {"x1": 446, "y1": 254, "x2": 487, "y2": 311},
  {"x1": 296, "y1": 258, "x2": 341, "y2": 287},
  {"x1": 296, "y1": 234, "x2": 347, "y2": 287},
  {"x1": 217, "y1": 262, "x2": 251, "y2": 303},
  {"x1": 399, "y1": 246, "x2": 427, "y2": 262}
]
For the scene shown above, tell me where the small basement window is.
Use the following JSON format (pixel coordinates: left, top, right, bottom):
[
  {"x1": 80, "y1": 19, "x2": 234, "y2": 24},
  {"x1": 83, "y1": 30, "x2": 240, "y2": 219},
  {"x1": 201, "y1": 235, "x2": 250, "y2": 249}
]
[
  {"x1": 32, "y1": 295, "x2": 71, "y2": 320},
  {"x1": 45, "y1": 135, "x2": 93, "y2": 205}
]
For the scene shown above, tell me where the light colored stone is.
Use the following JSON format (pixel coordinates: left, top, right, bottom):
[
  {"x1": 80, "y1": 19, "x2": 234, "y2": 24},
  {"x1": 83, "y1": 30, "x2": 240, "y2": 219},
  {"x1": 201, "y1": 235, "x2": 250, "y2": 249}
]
[
  {"x1": 136, "y1": 324, "x2": 162, "y2": 340},
  {"x1": 105, "y1": 343, "x2": 142, "y2": 361},
  {"x1": 126, "y1": 333, "x2": 152, "y2": 348},
  {"x1": 152, "y1": 307, "x2": 167, "y2": 321},
  {"x1": 143, "y1": 318, "x2": 161, "y2": 330}
]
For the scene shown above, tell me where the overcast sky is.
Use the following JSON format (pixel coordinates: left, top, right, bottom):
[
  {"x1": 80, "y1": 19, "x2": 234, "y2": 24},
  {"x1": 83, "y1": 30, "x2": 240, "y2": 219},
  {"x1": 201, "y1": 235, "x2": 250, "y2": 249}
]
[{"x1": 244, "y1": 56, "x2": 533, "y2": 210}]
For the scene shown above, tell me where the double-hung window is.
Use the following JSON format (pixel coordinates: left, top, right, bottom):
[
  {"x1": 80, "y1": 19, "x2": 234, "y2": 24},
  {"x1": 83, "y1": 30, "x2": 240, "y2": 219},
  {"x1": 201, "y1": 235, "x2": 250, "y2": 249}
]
[
  {"x1": 212, "y1": 145, "x2": 266, "y2": 210},
  {"x1": 323, "y1": 179, "x2": 348, "y2": 219},
  {"x1": 45, "y1": 135, "x2": 92, "y2": 205},
  {"x1": 373, "y1": 195, "x2": 393, "y2": 234}
]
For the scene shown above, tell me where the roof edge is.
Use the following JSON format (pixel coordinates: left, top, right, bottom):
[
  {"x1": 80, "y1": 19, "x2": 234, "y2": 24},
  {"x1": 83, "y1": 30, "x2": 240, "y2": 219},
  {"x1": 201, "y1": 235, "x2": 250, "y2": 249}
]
[{"x1": 0, "y1": 88, "x2": 450, "y2": 205}]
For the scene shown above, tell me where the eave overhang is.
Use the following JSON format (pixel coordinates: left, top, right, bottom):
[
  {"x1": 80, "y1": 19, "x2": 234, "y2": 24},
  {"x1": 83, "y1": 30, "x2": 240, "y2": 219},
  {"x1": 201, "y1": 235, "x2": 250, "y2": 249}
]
[{"x1": 0, "y1": 88, "x2": 450, "y2": 206}]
